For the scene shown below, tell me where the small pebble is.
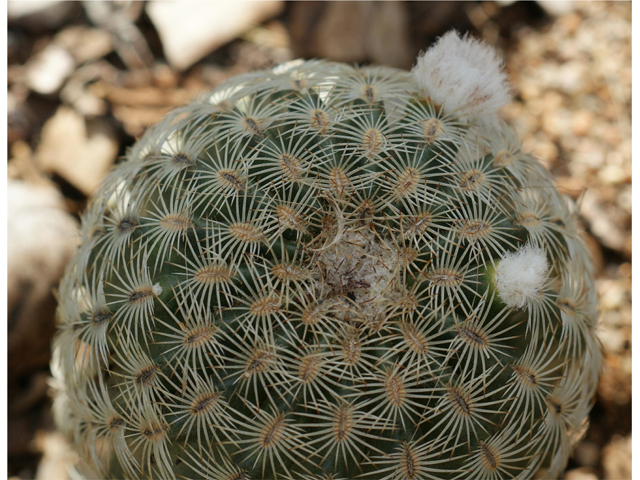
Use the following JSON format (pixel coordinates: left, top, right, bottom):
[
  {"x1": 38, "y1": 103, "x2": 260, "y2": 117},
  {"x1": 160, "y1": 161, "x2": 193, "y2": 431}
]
[{"x1": 26, "y1": 44, "x2": 75, "y2": 95}]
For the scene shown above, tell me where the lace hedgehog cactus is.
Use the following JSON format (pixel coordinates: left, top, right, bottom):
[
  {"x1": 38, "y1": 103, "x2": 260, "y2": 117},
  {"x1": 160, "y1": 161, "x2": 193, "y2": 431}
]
[{"x1": 52, "y1": 31, "x2": 601, "y2": 480}]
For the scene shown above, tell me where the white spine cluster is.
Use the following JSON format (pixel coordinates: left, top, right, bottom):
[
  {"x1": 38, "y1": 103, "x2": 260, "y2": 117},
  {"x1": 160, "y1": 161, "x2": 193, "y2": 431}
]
[
  {"x1": 411, "y1": 30, "x2": 512, "y2": 125},
  {"x1": 495, "y1": 244, "x2": 549, "y2": 309}
]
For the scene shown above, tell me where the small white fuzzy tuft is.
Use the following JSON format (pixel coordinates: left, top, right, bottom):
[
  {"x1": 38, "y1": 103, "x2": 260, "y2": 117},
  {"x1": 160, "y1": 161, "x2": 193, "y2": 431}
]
[
  {"x1": 495, "y1": 244, "x2": 548, "y2": 309},
  {"x1": 411, "y1": 30, "x2": 511, "y2": 124},
  {"x1": 152, "y1": 283, "x2": 163, "y2": 296}
]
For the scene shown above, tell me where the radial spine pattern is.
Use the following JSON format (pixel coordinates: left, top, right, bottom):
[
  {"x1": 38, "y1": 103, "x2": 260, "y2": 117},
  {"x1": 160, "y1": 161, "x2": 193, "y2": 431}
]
[{"x1": 52, "y1": 32, "x2": 600, "y2": 480}]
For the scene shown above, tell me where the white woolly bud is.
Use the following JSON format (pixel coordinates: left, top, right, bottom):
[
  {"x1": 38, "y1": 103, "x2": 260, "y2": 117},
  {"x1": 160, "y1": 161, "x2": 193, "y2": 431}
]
[
  {"x1": 411, "y1": 30, "x2": 511, "y2": 124},
  {"x1": 495, "y1": 244, "x2": 548, "y2": 309},
  {"x1": 152, "y1": 283, "x2": 163, "y2": 296}
]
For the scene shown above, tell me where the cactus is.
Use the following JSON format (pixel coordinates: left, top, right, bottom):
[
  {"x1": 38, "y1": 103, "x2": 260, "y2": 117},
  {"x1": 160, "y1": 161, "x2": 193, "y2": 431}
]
[{"x1": 52, "y1": 31, "x2": 601, "y2": 480}]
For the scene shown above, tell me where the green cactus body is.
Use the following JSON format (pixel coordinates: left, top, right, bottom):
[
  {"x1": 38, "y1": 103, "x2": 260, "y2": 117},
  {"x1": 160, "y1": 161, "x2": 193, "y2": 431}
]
[{"x1": 52, "y1": 35, "x2": 600, "y2": 480}]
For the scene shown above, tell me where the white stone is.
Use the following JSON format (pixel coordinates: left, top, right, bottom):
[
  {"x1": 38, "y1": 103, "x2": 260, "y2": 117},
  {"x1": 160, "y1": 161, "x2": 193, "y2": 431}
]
[
  {"x1": 26, "y1": 44, "x2": 75, "y2": 95},
  {"x1": 147, "y1": 1, "x2": 284, "y2": 71},
  {"x1": 35, "y1": 107, "x2": 118, "y2": 196},
  {"x1": 8, "y1": 181, "x2": 79, "y2": 379},
  {"x1": 8, "y1": 1, "x2": 63, "y2": 17},
  {"x1": 538, "y1": 1, "x2": 576, "y2": 16},
  {"x1": 8, "y1": 181, "x2": 79, "y2": 310},
  {"x1": 8, "y1": 1, "x2": 77, "y2": 30}
]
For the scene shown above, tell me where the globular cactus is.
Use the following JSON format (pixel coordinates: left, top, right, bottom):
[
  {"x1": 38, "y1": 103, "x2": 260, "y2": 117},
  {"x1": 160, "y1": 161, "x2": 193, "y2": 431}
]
[{"x1": 52, "y1": 31, "x2": 601, "y2": 480}]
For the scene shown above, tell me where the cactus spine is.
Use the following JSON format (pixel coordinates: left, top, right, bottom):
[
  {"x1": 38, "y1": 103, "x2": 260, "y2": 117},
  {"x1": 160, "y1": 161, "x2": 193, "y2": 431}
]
[{"x1": 52, "y1": 32, "x2": 600, "y2": 479}]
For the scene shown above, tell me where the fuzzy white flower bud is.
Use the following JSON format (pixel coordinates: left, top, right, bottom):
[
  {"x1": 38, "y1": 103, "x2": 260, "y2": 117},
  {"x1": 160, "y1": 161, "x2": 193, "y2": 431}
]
[
  {"x1": 495, "y1": 244, "x2": 548, "y2": 308},
  {"x1": 411, "y1": 30, "x2": 511, "y2": 124}
]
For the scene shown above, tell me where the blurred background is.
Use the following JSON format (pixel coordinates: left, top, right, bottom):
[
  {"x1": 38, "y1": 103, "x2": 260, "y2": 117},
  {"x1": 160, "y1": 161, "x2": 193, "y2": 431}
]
[{"x1": 7, "y1": 1, "x2": 630, "y2": 479}]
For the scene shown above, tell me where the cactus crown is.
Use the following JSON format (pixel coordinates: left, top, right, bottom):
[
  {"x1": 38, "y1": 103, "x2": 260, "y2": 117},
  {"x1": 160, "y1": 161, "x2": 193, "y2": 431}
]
[{"x1": 52, "y1": 32, "x2": 600, "y2": 480}]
